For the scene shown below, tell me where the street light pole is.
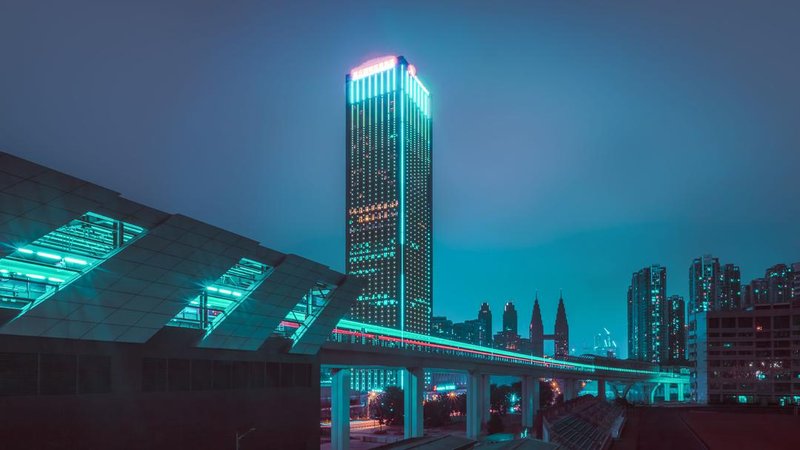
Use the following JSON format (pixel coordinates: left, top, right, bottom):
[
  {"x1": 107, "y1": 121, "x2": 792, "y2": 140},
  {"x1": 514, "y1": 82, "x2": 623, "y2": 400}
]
[{"x1": 235, "y1": 427, "x2": 256, "y2": 450}]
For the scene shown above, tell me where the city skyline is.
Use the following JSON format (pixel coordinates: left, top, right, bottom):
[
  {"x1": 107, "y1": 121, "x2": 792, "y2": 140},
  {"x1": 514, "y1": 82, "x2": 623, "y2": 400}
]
[{"x1": 1, "y1": 0, "x2": 798, "y2": 358}]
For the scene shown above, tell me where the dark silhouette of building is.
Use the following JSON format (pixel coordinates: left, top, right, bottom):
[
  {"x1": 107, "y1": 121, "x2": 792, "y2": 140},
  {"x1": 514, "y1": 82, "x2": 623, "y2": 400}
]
[
  {"x1": 453, "y1": 319, "x2": 481, "y2": 345},
  {"x1": 432, "y1": 316, "x2": 453, "y2": 338},
  {"x1": 628, "y1": 265, "x2": 667, "y2": 363},
  {"x1": 720, "y1": 263, "x2": 741, "y2": 311},
  {"x1": 477, "y1": 302, "x2": 493, "y2": 346},
  {"x1": 345, "y1": 55, "x2": 433, "y2": 334},
  {"x1": 766, "y1": 263, "x2": 791, "y2": 304},
  {"x1": 554, "y1": 293, "x2": 569, "y2": 357},
  {"x1": 667, "y1": 295, "x2": 686, "y2": 362},
  {"x1": 529, "y1": 295, "x2": 544, "y2": 357},
  {"x1": 742, "y1": 277, "x2": 768, "y2": 307},
  {"x1": 502, "y1": 301, "x2": 518, "y2": 334}
]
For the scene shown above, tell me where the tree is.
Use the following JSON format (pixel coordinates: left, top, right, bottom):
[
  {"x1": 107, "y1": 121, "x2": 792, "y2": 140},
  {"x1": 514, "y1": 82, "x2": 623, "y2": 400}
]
[
  {"x1": 487, "y1": 413, "x2": 505, "y2": 434},
  {"x1": 423, "y1": 395, "x2": 451, "y2": 427},
  {"x1": 453, "y1": 393, "x2": 467, "y2": 416},
  {"x1": 376, "y1": 386, "x2": 404, "y2": 425}
]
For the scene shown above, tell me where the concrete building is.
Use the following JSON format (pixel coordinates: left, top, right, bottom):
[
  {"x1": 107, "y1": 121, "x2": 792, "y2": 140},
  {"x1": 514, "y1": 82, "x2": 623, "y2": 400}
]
[
  {"x1": 692, "y1": 302, "x2": 800, "y2": 406},
  {"x1": 477, "y1": 302, "x2": 493, "y2": 346},
  {"x1": 0, "y1": 152, "x2": 363, "y2": 449}
]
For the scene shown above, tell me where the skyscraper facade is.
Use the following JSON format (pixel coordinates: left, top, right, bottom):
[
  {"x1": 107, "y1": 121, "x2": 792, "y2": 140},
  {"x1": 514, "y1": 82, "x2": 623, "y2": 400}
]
[
  {"x1": 529, "y1": 296, "x2": 544, "y2": 357},
  {"x1": 554, "y1": 294, "x2": 569, "y2": 357},
  {"x1": 345, "y1": 55, "x2": 433, "y2": 334},
  {"x1": 666, "y1": 295, "x2": 686, "y2": 362},
  {"x1": 689, "y1": 255, "x2": 720, "y2": 313},
  {"x1": 720, "y1": 263, "x2": 741, "y2": 311},
  {"x1": 477, "y1": 302, "x2": 493, "y2": 347},
  {"x1": 502, "y1": 301, "x2": 518, "y2": 334},
  {"x1": 766, "y1": 264, "x2": 791, "y2": 304},
  {"x1": 627, "y1": 265, "x2": 667, "y2": 363}
]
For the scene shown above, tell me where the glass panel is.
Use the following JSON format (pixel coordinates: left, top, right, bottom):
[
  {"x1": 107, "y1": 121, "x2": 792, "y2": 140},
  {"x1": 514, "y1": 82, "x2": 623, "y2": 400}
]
[
  {"x1": 168, "y1": 258, "x2": 272, "y2": 331},
  {"x1": 275, "y1": 281, "x2": 336, "y2": 342},
  {"x1": 0, "y1": 212, "x2": 146, "y2": 312}
]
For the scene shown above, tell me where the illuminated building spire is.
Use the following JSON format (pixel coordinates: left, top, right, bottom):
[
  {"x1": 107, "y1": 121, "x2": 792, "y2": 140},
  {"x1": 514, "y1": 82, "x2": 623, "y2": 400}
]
[
  {"x1": 554, "y1": 293, "x2": 569, "y2": 357},
  {"x1": 529, "y1": 292, "x2": 544, "y2": 357}
]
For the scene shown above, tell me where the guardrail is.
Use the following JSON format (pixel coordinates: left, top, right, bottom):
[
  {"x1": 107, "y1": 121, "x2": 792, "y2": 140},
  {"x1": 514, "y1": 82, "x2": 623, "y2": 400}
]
[{"x1": 306, "y1": 319, "x2": 686, "y2": 379}]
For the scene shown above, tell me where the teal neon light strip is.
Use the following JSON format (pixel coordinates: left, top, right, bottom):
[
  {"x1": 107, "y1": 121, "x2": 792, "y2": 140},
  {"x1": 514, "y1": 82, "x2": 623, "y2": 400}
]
[
  {"x1": 335, "y1": 318, "x2": 678, "y2": 378},
  {"x1": 0, "y1": 212, "x2": 146, "y2": 313},
  {"x1": 399, "y1": 65, "x2": 406, "y2": 335},
  {"x1": 347, "y1": 67, "x2": 401, "y2": 105}
]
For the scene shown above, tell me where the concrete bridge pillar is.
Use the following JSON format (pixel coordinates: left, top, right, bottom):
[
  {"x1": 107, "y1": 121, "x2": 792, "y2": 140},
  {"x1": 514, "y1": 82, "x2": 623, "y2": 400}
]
[
  {"x1": 562, "y1": 379, "x2": 580, "y2": 402},
  {"x1": 664, "y1": 383, "x2": 671, "y2": 402},
  {"x1": 597, "y1": 379, "x2": 606, "y2": 400},
  {"x1": 402, "y1": 367, "x2": 424, "y2": 439},
  {"x1": 678, "y1": 382, "x2": 685, "y2": 401},
  {"x1": 330, "y1": 368, "x2": 351, "y2": 450},
  {"x1": 521, "y1": 375, "x2": 540, "y2": 429},
  {"x1": 467, "y1": 371, "x2": 490, "y2": 439},
  {"x1": 646, "y1": 383, "x2": 657, "y2": 405}
]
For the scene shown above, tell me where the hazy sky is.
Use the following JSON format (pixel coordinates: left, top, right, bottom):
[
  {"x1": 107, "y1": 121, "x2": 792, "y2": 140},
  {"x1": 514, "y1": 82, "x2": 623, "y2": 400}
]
[{"x1": 2, "y1": 0, "x2": 798, "y2": 357}]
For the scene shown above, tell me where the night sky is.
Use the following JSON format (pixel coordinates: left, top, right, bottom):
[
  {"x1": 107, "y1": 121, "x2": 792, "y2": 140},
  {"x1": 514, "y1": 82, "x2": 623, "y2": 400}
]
[{"x1": 2, "y1": 1, "x2": 798, "y2": 357}]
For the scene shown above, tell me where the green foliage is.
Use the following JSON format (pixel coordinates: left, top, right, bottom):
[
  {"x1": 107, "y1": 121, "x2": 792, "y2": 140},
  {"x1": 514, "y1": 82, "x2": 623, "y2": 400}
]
[
  {"x1": 423, "y1": 395, "x2": 451, "y2": 427},
  {"x1": 376, "y1": 386, "x2": 404, "y2": 426}
]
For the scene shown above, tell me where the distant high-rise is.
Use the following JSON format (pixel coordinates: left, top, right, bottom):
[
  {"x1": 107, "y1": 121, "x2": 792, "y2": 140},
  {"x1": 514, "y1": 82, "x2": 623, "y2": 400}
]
[
  {"x1": 345, "y1": 55, "x2": 433, "y2": 334},
  {"x1": 689, "y1": 255, "x2": 720, "y2": 313},
  {"x1": 502, "y1": 301, "x2": 518, "y2": 334},
  {"x1": 628, "y1": 265, "x2": 667, "y2": 363},
  {"x1": 742, "y1": 277, "x2": 768, "y2": 307},
  {"x1": 431, "y1": 316, "x2": 453, "y2": 338},
  {"x1": 529, "y1": 295, "x2": 544, "y2": 357},
  {"x1": 453, "y1": 319, "x2": 481, "y2": 345},
  {"x1": 667, "y1": 295, "x2": 686, "y2": 363},
  {"x1": 719, "y1": 264, "x2": 741, "y2": 311},
  {"x1": 791, "y1": 263, "x2": 800, "y2": 301},
  {"x1": 477, "y1": 302, "x2": 493, "y2": 346},
  {"x1": 766, "y1": 264, "x2": 791, "y2": 304},
  {"x1": 554, "y1": 294, "x2": 569, "y2": 357}
]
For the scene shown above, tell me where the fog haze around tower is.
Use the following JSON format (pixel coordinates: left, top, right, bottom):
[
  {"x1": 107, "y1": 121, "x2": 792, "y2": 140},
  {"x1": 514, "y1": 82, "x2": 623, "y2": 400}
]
[{"x1": 1, "y1": 0, "x2": 799, "y2": 357}]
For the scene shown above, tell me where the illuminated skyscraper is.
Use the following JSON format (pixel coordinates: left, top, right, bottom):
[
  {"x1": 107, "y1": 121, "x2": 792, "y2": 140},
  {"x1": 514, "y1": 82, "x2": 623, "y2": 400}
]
[
  {"x1": 627, "y1": 265, "x2": 667, "y2": 363},
  {"x1": 720, "y1": 263, "x2": 741, "y2": 311},
  {"x1": 345, "y1": 55, "x2": 433, "y2": 334},
  {"x1": 477, "y1": 302, "x2": 493, "y2": 346},
  {"x1": 667, "y1": 295, "x2": 686, "y2": 363},
  {"x1": 689, "y1": 255, "x2": 720, "y2": 313},
  {"x1": 554, "y1": 294, "x2": 569, "y2": 357}
]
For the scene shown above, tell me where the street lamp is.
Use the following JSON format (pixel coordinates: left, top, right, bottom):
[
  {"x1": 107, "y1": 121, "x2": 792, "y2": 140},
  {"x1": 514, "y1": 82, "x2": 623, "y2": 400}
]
[{"x1": 235, "y1": 427, "x2": 256, "y2": 450}]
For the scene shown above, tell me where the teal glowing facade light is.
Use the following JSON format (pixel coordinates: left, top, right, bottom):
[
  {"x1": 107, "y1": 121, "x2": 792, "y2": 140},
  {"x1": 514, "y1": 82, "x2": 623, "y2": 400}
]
[
  {"x1": 345, "y1": 55, "x2": 433, "y2": 335},
  {"x1": 275, "y1": 281, "x2": 337, "y2": 344},
  {"x1": 0, "y1": 212, "x2": 146, "y2": 313},
  {"x1": 169, "y1": 258, "x2": 272, "y2": 334}
]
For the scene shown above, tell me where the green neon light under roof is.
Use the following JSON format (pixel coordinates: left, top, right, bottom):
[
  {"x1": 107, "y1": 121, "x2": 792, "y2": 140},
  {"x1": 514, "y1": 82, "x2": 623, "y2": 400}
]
[
  {"x1": 277, "y1": 282, "x2": 336, "y2": 344},
  {"x1": 0, "y1": 212, "x2": 146, "y2": 313},
  {"x1": 169, "y1": 258, "x2": 272, "y2": 333}
]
